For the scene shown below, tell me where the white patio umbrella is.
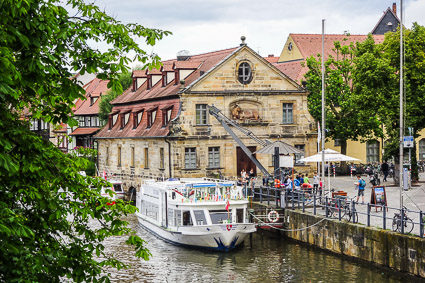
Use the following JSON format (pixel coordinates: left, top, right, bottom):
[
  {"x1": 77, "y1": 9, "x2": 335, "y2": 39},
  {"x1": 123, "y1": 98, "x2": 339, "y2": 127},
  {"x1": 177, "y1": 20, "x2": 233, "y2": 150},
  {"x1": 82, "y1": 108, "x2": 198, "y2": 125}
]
[
  {"x1": 298, "y1": 149, "x2": 360, "y2": 163},
  {"x1": 298, "y1": 149, "x2": 361, "y2": 196}
]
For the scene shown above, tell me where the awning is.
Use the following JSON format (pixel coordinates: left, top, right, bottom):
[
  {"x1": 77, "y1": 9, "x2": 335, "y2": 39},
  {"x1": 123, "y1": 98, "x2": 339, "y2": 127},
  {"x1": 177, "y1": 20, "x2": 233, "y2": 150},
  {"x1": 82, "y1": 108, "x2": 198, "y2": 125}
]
[{"x1": 69, "y1": 127, "x2": 100, "y2": 136}]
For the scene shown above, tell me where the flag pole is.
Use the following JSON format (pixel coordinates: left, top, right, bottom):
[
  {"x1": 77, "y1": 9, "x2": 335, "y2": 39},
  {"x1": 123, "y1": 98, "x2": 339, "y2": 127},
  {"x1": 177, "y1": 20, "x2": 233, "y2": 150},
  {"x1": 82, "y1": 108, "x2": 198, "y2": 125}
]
[
  {"x1": 321, "y1": 19, "x2": 326, "y2": 197},
  {"x1": 399, "y1": 0, "x2": 404, "y2": 210}
]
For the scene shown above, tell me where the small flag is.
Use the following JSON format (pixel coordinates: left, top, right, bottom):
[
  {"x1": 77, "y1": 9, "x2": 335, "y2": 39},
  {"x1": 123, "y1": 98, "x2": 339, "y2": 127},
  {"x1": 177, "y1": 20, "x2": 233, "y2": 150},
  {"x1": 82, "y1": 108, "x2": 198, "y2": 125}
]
[
  {"x1": 225, "y1": 199, "x2": 230, "y2": 211},
  {"x1": 103, "y1": 171, "x2": 107, "y2": 180},
  {"x1": 317, "y1": 122, "x2": 321, "y2": 144}
]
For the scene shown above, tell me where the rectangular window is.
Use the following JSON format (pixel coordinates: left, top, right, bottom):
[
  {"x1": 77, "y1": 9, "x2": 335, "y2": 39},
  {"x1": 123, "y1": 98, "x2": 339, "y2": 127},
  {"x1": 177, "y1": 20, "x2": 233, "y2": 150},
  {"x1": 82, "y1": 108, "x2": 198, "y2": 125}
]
[
  {"x1": 174, "y1": 209, "x2": 181, "y2": 227},
  {"x1": 106, "y1": 147, "x2": 109, "y2": 166},
  {"x1": 79, "y1": 116, "x2": 84, "y2": 127},
  {"x1": 295, "y1": 144, "x2": 305, "y2": 165},
  {"x1": 366, "y1": 141, "x2": 379, "y2": 163},
  {"x1": 208, "y1": 147, "x2": 220, "y2": 168},
  {"x1": 334, "y1": 139, "x2": 341, "y2": 147},
  {"x1": 185, "y1": 148, "x2": 196, "y2": 169},
  {"x1": 144, "y1": 148, "x2": 149, "y2": 168},
  {"x1": 193, "y1": 210, "x2": 207, "y2": 226},
  {"x1": 85, "y1": 116, "x2": 91, "y2": 127},
  {"x1": 131, "y1": 146, "x2": 135, "y2": 167},
  {"x1": 117, "y1": 146, "x2": 121, "y2": 167},
  {"x1": 196, "y1": 104, "x2": 208, "y2": 125},
  {"x1": 282, "y1": 103, "x2": 293, "y2": 124},
  {"x1": 160, "y1": 148, "x2": 165, "y2": 169}
]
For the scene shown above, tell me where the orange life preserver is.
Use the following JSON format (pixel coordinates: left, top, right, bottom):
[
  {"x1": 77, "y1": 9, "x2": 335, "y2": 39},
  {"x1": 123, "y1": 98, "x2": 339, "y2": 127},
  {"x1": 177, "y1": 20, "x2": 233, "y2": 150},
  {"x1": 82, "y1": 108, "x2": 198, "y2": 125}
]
[{"x1": 274, "y1": 179, "x2": 280, "y2": 188}]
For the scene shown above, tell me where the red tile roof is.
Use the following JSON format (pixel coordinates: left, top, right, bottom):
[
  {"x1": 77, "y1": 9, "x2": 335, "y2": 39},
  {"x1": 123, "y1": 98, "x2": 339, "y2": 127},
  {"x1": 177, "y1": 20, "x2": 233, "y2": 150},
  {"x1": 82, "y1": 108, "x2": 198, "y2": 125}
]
[
  {"x1": 264, "y1": 56, "x2": 279, "y2": 63},
  {"x1": 74, "y1": 78, "x2": 110, "y2": 115},
  {"x1": 147, "y1": 68, "x2": 162, "y2": 75},
  {"x1": 132, "y1": 70, "x2": 147, "y2": 77},
  {"x1": 173, "y1": 61, "x2": 202, "y2": 69},
  {"x1": 53, "y1": 123, "x2": 67, "y2": 133},
  {"x1": 69, "y1": 127, "x2": 100, "y2": 136},
  {"x1": 161, "y1": 62, "x2": 174, "y2": 72},
  {"x1": 273, "y1": 61, "x2": 305, "y2": 82},
  {"x1": 287, "y1": 34, "x2": 385, "y2": 62},
  {"x1": 95, "y1": 99, "x2": 180, "y2": 138},
  {"x1": 111, "y1": 47, "x2": 237, "y2": 105},
  {"x1": 276, "y1": 34, "x2": 385, "y2": 82}
]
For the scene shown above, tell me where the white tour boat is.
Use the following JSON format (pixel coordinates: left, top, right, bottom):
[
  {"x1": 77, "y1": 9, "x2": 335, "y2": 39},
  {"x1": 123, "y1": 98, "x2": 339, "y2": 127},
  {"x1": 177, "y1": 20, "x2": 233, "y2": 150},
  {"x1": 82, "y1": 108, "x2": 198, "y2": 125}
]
[{"x1": 135, "y1": 178, "x2": 256, "y2": 251}]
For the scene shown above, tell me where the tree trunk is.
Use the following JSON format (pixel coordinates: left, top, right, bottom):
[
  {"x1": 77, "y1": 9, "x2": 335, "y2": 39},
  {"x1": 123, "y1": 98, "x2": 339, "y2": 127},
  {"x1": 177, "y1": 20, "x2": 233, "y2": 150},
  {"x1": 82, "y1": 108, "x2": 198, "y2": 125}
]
[{"x1": 340, "y1": 140, "x2": 348, "y2": 174}]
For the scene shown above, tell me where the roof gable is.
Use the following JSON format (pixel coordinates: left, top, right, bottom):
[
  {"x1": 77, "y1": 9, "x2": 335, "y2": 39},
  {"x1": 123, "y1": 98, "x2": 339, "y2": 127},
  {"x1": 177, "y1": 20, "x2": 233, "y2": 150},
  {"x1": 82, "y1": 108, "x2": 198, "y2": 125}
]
[
  {"x1": 187, "y1": 45, "x2": 301, "y2": 92},
  {"x1": 371, "y1": 7, "x2": 400, "y2": 35}
]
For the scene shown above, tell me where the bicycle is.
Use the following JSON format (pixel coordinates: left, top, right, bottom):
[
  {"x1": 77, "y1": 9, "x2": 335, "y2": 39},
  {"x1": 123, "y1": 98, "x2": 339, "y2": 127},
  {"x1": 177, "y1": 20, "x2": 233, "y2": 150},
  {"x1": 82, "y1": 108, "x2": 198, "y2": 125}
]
[{"x1": 392, "y1": 206, "x2": 414, "y2": 233}]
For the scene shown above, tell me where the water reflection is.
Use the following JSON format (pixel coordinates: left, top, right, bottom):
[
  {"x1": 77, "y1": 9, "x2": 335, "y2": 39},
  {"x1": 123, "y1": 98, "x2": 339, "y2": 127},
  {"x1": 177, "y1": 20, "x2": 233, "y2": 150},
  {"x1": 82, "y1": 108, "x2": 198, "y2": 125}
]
[{"x1": 102, "y1": 215, "x2": 420, "y2": 282}]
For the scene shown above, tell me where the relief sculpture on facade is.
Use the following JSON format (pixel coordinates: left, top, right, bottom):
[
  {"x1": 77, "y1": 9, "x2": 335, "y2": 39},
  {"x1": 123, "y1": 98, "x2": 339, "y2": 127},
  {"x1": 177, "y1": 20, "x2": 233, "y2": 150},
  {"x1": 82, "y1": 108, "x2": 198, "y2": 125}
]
[{"x1": 231, "y1": 104, "x2": 260, "y2": 121}]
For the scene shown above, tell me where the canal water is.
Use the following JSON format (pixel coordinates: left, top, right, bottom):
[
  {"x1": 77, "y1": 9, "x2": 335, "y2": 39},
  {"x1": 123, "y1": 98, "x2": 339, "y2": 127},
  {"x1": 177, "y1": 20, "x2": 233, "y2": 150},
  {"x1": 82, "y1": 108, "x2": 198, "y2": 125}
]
[{"x1": 103, "y1": 215, "x2": 420, "y2": 283}]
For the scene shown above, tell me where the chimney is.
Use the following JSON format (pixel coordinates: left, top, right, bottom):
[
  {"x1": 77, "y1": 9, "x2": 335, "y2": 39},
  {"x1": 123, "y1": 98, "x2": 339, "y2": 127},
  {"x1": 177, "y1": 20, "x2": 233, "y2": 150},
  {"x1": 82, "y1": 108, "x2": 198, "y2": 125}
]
[{"x1": 392, "y1": 3, "x2": 396, "y2": 15}]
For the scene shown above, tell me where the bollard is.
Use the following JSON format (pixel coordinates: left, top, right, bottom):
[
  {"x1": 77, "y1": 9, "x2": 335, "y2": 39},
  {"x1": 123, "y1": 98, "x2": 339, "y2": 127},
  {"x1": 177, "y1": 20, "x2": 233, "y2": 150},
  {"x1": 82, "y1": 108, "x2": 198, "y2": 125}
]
[
  {"x1": 260, "y1": 187, "x2": 263, "y2": 203},
  {"x1": 383, "y1": 204, "x2": 386, "y2": 230},
  {"x1": 420, "y1": 211, "x2": 424, "y2": 238},
  {"x1": 352, "y1": 200, "x2": 356, "y2": 223},
  {"x1": 401, "y1": 207, "x2": 405, "y2": 234},
  {"x1": 333, "y1": 165, "x2": 336, "y2": 178},
  {"x1": 350, "y1": 167, "x2": 353, "y2": 178},
  {"x1": 325, "y1": 196, "x2": 329, "y2": 217},
  {"x1": 367, "y1": 203, "x2": 370, "y2": 226},
  {"x1": 292, "y1": 191, "x2": 295, "y2": 210},
  {"x1": 313, "y1": 194, "x2": 316, "y2": 215},
  {"x1": 338, "y1": 198, "x2": 341, "y2": 221},
  {"x1": 302, "y1": 193, "x2": 305, "y2": 213}
]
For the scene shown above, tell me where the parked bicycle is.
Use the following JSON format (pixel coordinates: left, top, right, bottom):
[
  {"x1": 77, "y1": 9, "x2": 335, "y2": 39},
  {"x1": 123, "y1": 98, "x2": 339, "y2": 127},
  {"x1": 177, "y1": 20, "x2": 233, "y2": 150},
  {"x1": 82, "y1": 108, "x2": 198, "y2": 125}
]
[
  {"x1": 392, "y1": 206, "x2": 414, "y2": 233},
  {"x1": 327, "y1": 196, "x2": 358, "y2": 223}
]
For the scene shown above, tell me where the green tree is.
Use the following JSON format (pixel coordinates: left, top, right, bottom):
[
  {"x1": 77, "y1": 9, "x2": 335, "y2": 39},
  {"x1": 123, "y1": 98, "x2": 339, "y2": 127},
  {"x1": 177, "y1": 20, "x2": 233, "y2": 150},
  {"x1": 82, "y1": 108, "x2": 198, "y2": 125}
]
[
  {"x1": 0, "y1": 0, "x2": 170, "y2": 282},
  {"x1": 354, "y1": 24, "x2": 425, "y2": 181},
  {"x1": 304, "y1": 37, "x2": 383, "y2": 159},
  {"x1": 98, "y1": 71, "x2": 133, "y2": 125}
]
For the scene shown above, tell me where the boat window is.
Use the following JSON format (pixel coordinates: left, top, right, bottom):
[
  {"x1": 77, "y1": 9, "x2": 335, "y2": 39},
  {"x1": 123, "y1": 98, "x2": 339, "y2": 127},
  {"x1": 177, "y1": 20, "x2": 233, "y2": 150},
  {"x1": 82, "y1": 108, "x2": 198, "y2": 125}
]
[
  {"x1": 174, "y1": 210, "x2": 181, "y2": 226},
  {"x1": 193, "y1": 210, "x2": 206, "y2": 225},
  {"x1": 113, "y1": 184, "x2": 122, "y2": 192},
  {"x1": 182, "y1": 211, "x2": 192, "y2": 226},
  {"x1": 210, "y1": 210, "x2": 230, "y2": 224},
  {"x1": 236, "y1": 209, "x2": 244, "y2": 223}
]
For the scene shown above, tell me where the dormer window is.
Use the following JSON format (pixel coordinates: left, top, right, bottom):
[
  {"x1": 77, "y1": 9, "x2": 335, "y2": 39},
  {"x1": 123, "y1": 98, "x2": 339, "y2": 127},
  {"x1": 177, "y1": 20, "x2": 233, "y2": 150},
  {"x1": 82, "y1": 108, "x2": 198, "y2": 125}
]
[
  {"x1": 147, "y1": 108, "x2": 157, "y2": 128},
  {"x1": 90, "y1": 96, "x2": 98, "y2": 106},
  {"x1": 109, "y1": 113, "x2": 119, "y2": 129},
  {"x1": 237, "y1": 61, "x2": 253, "y2": 85},
  {"x1": 120, "y1": 112, "x2": 130, "y2": 129},
  {"x1": 133, "y1": 110, "x2": 144, "y2": 129},
  {"x1": 162, "y1": 106, "x2": 173, "y2": 127}
]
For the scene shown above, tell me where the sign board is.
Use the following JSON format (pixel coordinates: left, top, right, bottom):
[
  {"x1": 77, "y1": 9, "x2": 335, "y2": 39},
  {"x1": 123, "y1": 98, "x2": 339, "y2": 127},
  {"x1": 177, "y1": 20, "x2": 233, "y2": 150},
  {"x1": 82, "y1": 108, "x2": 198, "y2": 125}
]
[
  {"x1": 279, "y1": 155, "x2": 294, "y2": 168},
  {"x1": 370, "y1": 186, "x2": 387, "y2": 212},
  {"x1": 403, "y1": 136, "x2": 414, "y2": 148}
]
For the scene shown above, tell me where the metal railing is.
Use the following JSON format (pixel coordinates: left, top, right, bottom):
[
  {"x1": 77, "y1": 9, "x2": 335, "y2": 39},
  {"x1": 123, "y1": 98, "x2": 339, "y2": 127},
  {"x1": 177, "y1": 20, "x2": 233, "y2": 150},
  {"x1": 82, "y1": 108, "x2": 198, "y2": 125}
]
[{"x1": 252, "y1": 186, "x2": 425, "y2": 238}]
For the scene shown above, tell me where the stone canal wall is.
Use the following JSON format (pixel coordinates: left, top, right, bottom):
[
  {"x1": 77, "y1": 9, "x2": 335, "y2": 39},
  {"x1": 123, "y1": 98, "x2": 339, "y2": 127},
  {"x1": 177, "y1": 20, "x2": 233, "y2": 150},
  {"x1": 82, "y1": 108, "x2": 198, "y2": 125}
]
[{"x1": 283, "y1": 209, "x2": 425, "y2": 277}]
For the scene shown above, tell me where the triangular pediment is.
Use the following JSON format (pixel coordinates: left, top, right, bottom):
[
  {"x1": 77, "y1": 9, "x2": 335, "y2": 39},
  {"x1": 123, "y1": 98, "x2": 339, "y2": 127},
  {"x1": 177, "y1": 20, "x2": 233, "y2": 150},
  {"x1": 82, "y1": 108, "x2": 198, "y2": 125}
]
[
  {"x1": 278, "y1": 35, "x2": 303, "y2": 63},
  {"x1": 186, "y1": 46, "x2": 301, "y2": 93}
]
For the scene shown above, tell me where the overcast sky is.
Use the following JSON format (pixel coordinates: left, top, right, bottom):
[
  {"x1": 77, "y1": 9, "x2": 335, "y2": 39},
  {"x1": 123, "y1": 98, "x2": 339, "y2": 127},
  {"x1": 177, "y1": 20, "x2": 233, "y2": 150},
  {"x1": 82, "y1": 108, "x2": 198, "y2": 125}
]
[{"x1": 92, "y1": 0, "x2": 424, "y2": 63}]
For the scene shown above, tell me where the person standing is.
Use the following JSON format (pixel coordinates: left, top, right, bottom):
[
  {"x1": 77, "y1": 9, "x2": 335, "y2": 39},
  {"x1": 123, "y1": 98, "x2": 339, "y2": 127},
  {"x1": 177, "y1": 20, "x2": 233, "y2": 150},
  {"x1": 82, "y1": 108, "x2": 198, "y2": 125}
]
[
  {"x1": 248, "y1": 168, "x2": 255, "y2": 196},
  {"x1": 304, "y1": 174, "x2": 310, "y2": 184},
  {"x1": 313, "y1": 172, "x2": 319, "y2": 194},
  {"x1": 355, "y1": 175, "x2": 366, "y2": 204},
  {"x1": 381, "y1": 161, "x2": 389, "y2": 182}
]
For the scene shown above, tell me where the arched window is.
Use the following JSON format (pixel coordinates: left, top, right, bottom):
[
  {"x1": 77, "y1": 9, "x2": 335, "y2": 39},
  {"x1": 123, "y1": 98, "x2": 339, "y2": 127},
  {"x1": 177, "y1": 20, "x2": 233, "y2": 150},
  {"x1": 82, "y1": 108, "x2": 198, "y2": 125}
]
[
  {"x1": 419, "y1": 139, "x2": 425, "y2": 161},
  {"x1": 366, "y1": 140, "x2": 380, "y2": 163},
  {"x1": 237, "y1": 62, "x2": 252, "y2": 85}
]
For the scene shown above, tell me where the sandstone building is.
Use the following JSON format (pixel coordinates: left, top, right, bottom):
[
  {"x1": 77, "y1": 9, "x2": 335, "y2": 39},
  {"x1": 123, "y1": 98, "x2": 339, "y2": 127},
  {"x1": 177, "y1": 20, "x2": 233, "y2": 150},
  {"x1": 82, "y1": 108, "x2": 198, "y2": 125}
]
[{"x1": 94, "y1": 41, "x2": 317, "y2": 191}]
